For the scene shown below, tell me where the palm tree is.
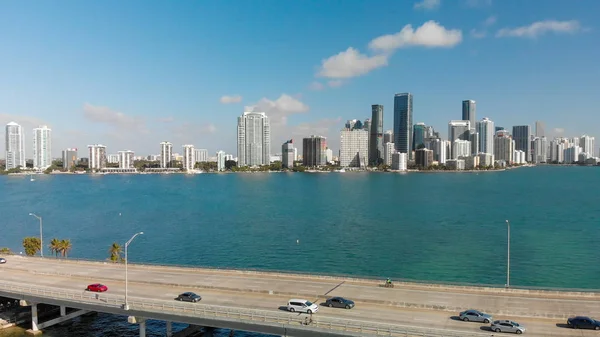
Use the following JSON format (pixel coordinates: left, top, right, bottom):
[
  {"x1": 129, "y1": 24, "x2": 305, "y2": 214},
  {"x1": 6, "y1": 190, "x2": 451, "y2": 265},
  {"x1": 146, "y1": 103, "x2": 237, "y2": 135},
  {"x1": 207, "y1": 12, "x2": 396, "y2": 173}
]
[
  {"x1": 49, "y1": 238, "x2": 61, "y2": 257},
  {"x1": 108, "y1": 242, "x2": 123, "y2": 262},
  {"x1": 59, "y1": 239, "x2": 72, "y2": 258},
  {"x1": 22, "y1": 237, "x2": 41, "y2": 256}
]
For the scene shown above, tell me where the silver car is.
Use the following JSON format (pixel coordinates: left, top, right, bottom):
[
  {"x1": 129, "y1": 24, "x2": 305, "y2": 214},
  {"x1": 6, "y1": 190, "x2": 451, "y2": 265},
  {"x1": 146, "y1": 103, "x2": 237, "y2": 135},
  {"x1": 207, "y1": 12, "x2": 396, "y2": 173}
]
[
  {"x1": 459, "y1": 309, "x2": 492, "y2": 323},
  {"x1": 491, "y1": 320, "x2": 526, "y2": 334},
  {"x1": 0, "y1": 258, "x2": 6, "y2": 264}
]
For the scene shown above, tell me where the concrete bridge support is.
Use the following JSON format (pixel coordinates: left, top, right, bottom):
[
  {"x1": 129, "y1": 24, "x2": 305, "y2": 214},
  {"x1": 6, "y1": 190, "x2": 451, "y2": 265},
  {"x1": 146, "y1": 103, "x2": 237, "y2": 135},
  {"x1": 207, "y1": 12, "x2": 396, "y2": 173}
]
[
  {"x1": 166, "y1": 321, "x2": 173, "y2": 337},
  {"x1": 22, "y1": 302, "x2": 89, "y2": 335},
  {"x1": 204, "y1": 327, "x2": 215, "y2": 337},
  {"x1": 127, "y1": 316, "x2": 146, "y2": 337}
]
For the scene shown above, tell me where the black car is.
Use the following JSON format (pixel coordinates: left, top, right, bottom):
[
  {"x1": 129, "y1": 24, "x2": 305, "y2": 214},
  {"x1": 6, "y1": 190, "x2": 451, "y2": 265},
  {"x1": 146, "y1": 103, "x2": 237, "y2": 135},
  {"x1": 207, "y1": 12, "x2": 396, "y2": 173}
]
[
  {"x1": 567, "y1": 316, "x2": 600, "y2": 330},
  {"x1": 176, "y1": 292, "x2": 202, "y2": 302},
  {"x1": 325, "y1": 297, "x2": 355, "y2": 309}
]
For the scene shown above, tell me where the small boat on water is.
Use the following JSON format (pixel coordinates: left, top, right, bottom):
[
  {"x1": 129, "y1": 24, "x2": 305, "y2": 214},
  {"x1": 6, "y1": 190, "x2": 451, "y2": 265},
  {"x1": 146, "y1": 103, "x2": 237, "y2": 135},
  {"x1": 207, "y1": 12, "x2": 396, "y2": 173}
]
[
  {"x1": 29, "y1": 174, "x2": 35, "y2": 182},
  {"x1": 336, "y1": 168, "x2": 346, "y2": 173}
]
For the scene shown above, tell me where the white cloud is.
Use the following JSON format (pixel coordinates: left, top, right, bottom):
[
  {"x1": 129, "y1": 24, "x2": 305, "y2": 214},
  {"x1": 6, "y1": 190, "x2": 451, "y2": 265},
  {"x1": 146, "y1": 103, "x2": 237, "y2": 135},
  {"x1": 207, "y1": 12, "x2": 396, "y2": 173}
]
[
  {"x1": 317, "y1": 47, "x2": 389, "y2": 79},
  {"x1": 328, "y1": 80, "x2": 344, "y2": 88},
  {"x1": 414, "y1": 0, "x2": 441, "y2": 10},
  {"x1": 245, "y1": 94, "x2": 309, "y2": 126},
  {"x1": 219, "y1": 95, "x2": 243, "y2": 104},
  {"x1": 309, "y1": 81, "x2": 325, "y2": 91},
  {"x1": 83, "y1": 103, "x2": 147, "y2": 133},
  {"x1": 368, "y1": 21, "x2": 462, "y2": 52},
  {"x1": 496, "y1": 20, "x2": 581, "y2": 38},
  {"x1": 553, "y1": 128, "x2": 565, "y2": 135},
  {"x1": 470, "y1": 29, "x2": 487, "y2": 39},
  {"x1": 484, "y1": 16, "x2": 497, "y2": 26}
]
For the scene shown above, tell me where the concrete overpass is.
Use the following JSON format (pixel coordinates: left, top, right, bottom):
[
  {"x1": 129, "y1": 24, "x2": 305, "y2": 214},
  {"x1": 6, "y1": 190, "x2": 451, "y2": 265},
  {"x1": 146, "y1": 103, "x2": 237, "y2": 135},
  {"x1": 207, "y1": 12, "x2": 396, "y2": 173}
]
[{"x1": 0, "y1": 256, "x2": 599, "y2": 336}]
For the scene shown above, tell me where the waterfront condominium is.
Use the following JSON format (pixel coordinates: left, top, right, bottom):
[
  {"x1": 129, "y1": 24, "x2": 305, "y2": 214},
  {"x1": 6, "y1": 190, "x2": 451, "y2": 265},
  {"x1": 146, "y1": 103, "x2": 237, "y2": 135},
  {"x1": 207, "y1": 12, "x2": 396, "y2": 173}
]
[
  {"x1": 384, "y1": 142, "x2": 395, "y2": 166},
  {"x1": 340, "y1": 126, "x2": 369, "y2": 168},
  {"x1": 5, "y1": 122, "x2": 25, "y2": 170},
  {"x1": 33, "y1": 125, "x2": 52, "y2": 170},
  {"x1": 302, "y1": 135, "x2": 327, "y2": 167},
  {"x1": 237, "y1": 111, "x2": 271, "y2": 167},
  {"x1": 160, "y1": 141, "x2": 173, "y2": 168},
  {"x1": 393, "y1": 93, "x2": 413, "y2": 160},
  {"x1": 535, "y1": 121, "x2": 545, "y2": 138},
  {"x1": 580, "y1": 135, "x2": 595, "y2": 156},
  {"x1": 281, "y1": 140, "x2": 294, "y2": 169},
  {"x1": 194, "y1": 149, "x2": 208, "y2": 163},
  {"x1": 448, "y1": 120, "x2": 470, "y2": 158},
  {"x1": 476, "y1": 117, "x2": 495, "y2": 157},
  {"x1": 62, "y1": 148, "x2": 78, "y2": 170},
  {"x1": 512, "y1": 125, "x2": 531, "y2": 162},
  {"x1": 494, "y1": 130, "x2": 514, "y2": 164},
  {"x1": 118, "y1": 150, "x2": 135, "y2": 169},
  {"x1": 462, "y1": 100, "x2": 476, "y2": 130},
  {"x1": 532, "y1": 137, "x2": 547, "y2": 164},
  {"x1": 87, "y1": 144, "x2": 107, "y2": 170},
  {"x1": 413, "y1": 122, "x2": 427, "y2": 150},
  {"x1": 182, "y1": 145, "x2": 195, "y2": 171},
  {"x1": 369, "y1": 104, "x2": 384, "y2": 165},
  {"x1": 216, "y1": 151, "x2": 226, "y2": 171}
]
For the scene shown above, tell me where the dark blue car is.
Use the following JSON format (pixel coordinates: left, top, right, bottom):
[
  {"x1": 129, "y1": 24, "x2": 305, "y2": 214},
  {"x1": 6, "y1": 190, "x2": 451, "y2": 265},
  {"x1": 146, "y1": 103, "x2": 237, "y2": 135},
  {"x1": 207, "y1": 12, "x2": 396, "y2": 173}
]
[{"x1": 567, "y1": 316, "x2": 600, "y2": 330}]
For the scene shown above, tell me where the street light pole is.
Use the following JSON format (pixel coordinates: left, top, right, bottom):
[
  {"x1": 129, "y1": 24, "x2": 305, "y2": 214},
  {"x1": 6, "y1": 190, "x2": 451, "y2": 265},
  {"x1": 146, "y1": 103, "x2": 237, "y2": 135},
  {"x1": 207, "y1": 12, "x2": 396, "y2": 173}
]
[
  {"x1": 124, "y1": 231, "x2": 144, "y2": 310},
  {"x1": 28, "y1": 213, "x2": 43, "y2": 258},
  {"x1": 505, "y1": 220, "x2": 510, "y2": 288}
]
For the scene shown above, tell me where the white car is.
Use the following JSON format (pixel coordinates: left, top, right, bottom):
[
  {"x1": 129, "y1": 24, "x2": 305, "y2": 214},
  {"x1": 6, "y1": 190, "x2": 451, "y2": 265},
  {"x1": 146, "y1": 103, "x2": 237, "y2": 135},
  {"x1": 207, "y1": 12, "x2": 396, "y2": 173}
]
[
  {"x1": 490, "y1": 320, "x2": 526, "y2": 334},
  {"x1": 287, "y1": 299, "x2": 319, "y2": 314},
  {"x1": 0, "y1": 258, "x2": 6, "y2": 264}
]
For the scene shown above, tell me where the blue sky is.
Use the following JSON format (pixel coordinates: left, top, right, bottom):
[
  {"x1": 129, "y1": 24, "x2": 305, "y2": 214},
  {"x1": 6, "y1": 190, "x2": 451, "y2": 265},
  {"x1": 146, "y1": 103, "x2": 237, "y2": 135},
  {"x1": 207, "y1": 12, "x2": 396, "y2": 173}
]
[{"x1": 0, "y1": 0, "x2": 598, "y2": 157}]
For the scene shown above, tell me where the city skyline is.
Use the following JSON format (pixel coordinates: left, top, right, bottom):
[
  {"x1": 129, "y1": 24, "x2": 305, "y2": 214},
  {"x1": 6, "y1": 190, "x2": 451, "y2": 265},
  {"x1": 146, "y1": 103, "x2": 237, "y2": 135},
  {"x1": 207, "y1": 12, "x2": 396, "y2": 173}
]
[{"x1": 0, "y1": 1, "x2": 598, "y2": 156}]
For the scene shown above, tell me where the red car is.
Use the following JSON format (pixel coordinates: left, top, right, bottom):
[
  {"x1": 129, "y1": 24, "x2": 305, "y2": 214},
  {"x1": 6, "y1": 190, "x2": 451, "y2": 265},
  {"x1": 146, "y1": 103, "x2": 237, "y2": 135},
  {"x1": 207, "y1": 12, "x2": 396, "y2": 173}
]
[{"x1": 86, "y1": 283, "x2": 108, "y2": 292}]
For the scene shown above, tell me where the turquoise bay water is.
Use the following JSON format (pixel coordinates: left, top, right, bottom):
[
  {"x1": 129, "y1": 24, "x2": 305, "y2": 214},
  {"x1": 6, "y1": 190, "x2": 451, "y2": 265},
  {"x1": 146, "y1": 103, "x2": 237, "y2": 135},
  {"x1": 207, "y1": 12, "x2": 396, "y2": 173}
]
[
  {"x1": 1, "y1": 166, "x2": 599, "y2": 289},
  {"x1": 1, "y1": 166, "x2": 600, "y2": 336}
]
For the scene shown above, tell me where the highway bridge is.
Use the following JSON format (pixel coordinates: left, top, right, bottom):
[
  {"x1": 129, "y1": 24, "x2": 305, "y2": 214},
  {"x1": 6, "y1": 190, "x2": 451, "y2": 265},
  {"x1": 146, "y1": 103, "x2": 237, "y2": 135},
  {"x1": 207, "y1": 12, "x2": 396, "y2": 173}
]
[{"x1": 0, "y1": 256, "x2": 599, "y2": 336}]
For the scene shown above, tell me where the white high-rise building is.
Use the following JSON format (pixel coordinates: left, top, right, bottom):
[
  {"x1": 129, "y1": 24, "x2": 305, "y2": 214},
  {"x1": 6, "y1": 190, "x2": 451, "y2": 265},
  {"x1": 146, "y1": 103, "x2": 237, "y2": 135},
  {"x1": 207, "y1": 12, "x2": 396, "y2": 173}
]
[
  {"x1": 452, "y1": 139, "x2": 471, "y2": 159},
  {"x1": 118, "y1": 150, "x2": 135, "y2": 169},
  {"x1": 448, "y1": 120, "x2": 470, "y2": 158},
  {"x1": 160, "y1": 141, "x2": 172, "y2": 168},
  {"x1": 532, "y1": 137, "x2": 548, "y2": 164},
  {"x1": 5, "y1": 122, "x2": 25, "y2": 170},
  {"x1": 237, "y1": 111, "x2": 270, "y2": 166},
  {"x1": 514, "y1": 150, "x2": 526, "y2": 164},
  {"x1": 107, "y1": 154, "x2": 119, "y2": 163},
  {"x1": 564, "y1": 145, "x2": 582, "y2": 164},
  {"x1": 391, "y1": 152, "x2": 407, "y2": 171},
  {"x1": 194, "y1": 149, "x2": 208, "y2": 162},
  {"x1": 88, "y1": 144, "x2": 107, "y2": 170},
  {"x1": 183, "y1": 145, "x2": 195, "y2": 171},
  {"x1": 494, "y1": 130, "x2": 514, "y2": 164},
  {"x1": 32, "y1": 125, "x2": 52, "y2": 170},
  {"x1": 476, "y1": 117, "x2": 494, "y2": 156},
  {"x1": 340, "y1": 128, "x2": 369, "y2": 168},
  {"x1": 325, "y1": 148, "x2": 333, "y2": 163},
  {"x1": 384, "y1": 142, "x2": 395, "y2": 166},
  {"x1": 293, "y1": 148, "x2": 298, "y2": 161},
  {"x1": 216, "y1": 151, "x2": 226, "y2": 171},
  {"x1": 580, "y1": 135, "x2": 595, "y2": 157}
]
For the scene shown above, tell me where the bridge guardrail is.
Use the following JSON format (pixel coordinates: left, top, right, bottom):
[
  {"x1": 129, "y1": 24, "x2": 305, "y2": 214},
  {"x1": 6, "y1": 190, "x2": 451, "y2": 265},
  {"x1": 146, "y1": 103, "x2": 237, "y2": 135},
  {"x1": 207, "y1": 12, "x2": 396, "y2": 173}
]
[{"x1": 0, "y1": 282, "x2": 492, "y2": 337}]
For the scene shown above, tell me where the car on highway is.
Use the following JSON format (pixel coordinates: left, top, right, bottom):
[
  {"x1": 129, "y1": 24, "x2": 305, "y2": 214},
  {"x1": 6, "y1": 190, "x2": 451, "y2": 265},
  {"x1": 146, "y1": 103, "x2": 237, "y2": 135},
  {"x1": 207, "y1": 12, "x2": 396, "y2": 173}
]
[
  {"x1": 567, "y1": 316, "x2": 600, "y2": 330},
  {"x1": 0, "y1": 258, "x2": 6, "y2": 264},
  {"x1": 490, "y1": 320, "x2": 526, "y2": 334},
  {"x1": 86, "y1": 284, "x2": 108, "y2": 292},
  {"x1": 175, "y1": 292, "x2": 202, "y2": 302},
  {"x1": 459, "y1": 309, "x2": 492, "y2": 323},
  {"x1": 287, "y1": 299, "x2": 319, "y2": 314},
  {"x1": 325, "y1": 297, "x2": 355, "y2": 309}
]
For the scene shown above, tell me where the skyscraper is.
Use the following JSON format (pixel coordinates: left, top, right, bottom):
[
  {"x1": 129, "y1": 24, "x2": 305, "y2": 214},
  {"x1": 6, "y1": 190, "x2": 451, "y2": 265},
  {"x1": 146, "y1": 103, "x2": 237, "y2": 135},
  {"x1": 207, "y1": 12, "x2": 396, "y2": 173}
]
[
  {"x1": 535, "y1": 121, "x2": 545, "y2": 138},
  {"x1": 494, "y1": 130, "x2": 514, "y2": 163},
  {"x1": 512, "y1": 126, "x2": 531, "y2": 162},
  {"x1": 87, "y1": 144, "x2": 107, "y2": 170},
  {"x1": 580, "y1": 135, "x2": 595, "y2": 156},
  {"x1": 237, "y1": 111, "x2": 271, "y2": 166},
  {"x1": 182, "y1": 145, "x2": 195, "y2": 171},
  {"x1": 62, "y1": 148, "x2": 78, "y2": 170},
  {"x1": 33, "y1": 125, "x2": 52, "y2": 170},
  {"x1": 413, "y1": 122, "x2": 427, "y2": 150},
  {"x1": 160, "y1": 141, "x2": 173, "y2": 168},
  {"x1": 282, "y1": 140, "x2": 295, "y2": 169},
  {"x1": 393, "y1": 93, "x2": 413, "y2": 159},
  {"x1": 448, "y1": 120, "x2": 470, "y2": 158},
  {"x1": 118, "y1": 150, "x2": 135, "y2": 169},
  {"x1": 369, "y1": 104, "x2": 384, "y2": 165},
  {"x1": 384, "y1": 142, "x2": 395, "y2": 166},
  {"x1": 476, "y1": 117, "x2": 495, "y2": 156},
  {"x1": 194, "y1": 149, "x2": 208, "y2": 162},
  {"x1": 302, "y1": 135, "x2": 327, "y2": 167},
  {"x1": 383, "y1": 130, "x2": 394, "y2": 144},
  {"x1": 5, "y1": 122, "x2": 25, "y2": 170},
  {"x1": 340, "y1": 127, "x2": 369, "y2": 168},
  {"x1": 216, "y1": 151, "x2": 226, "y2": 171},
  {"x1": 462, "y1": 100, "x2": 476, "y2": 130}
]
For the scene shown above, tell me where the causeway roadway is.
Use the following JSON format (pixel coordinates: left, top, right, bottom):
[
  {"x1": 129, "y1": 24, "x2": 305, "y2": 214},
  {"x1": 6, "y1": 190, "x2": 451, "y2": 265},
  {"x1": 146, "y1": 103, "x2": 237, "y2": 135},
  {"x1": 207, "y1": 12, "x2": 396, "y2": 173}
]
[{"x1": 1, "y1": 256, "x2": 600, "y2": 336}]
